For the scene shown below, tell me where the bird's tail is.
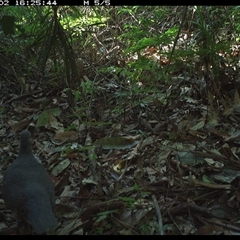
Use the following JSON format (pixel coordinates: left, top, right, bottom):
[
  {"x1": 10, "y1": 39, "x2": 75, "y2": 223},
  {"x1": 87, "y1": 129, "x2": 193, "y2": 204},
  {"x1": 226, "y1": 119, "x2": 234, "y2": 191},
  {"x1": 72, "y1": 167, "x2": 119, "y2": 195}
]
[{"x1": 26, "y1": 199, "x2": 58, "y2": 234}]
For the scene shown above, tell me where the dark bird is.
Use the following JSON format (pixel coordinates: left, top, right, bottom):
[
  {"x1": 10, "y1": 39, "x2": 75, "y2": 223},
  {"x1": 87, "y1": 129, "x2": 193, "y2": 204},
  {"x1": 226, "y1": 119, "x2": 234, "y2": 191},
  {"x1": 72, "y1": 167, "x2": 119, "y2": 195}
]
[{"x1": 2, "y1": 130, "x2": 58, "y2": 234}]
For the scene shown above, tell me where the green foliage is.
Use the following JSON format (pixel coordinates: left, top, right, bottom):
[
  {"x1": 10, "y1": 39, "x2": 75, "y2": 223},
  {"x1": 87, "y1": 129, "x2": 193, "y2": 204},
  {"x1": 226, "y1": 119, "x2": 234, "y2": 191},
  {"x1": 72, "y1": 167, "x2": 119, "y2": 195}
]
[
  {"x1": 92, "y1": 209, "x2": 118, "y2": 234},
  {"x1": 2, "y1": 6, "x2": 240, "y2": 234},
  {"x1": 190, "y1": 6, "x2": 234, "y2": 76},
  {"x1": 36, "y1": 108, "x2": 61, "y2": 127},
  {"x1": 139, "y1": 221, "x2": 155, "y2": 235},
  {"x1": 81, "y1": 81, "x2": 94, "y2": 95},
  {"x1": 0, "y1": 106, "x2": 4, "y2": 114},
  {"x1": 96, "y1": 209, "x2": 118, "y2": 222},
  {"x1": 118, "y1": 196, "x2": 136, "y2": 209},
  {"x1": 0, "y1": 15, "x2": 15, "y2": 35},
  {"x1": 133, "y1": 183, "x2": 150, "y2": 199},
  {"x1": 1, "y1": 6, "x2": 240, "y2": 109},
  {"x1": 65, "y1": 124, "x2": 78, "y2": 131},
  {"x1": 122, "y1": 28, "x2": 178, "y2": 55}
]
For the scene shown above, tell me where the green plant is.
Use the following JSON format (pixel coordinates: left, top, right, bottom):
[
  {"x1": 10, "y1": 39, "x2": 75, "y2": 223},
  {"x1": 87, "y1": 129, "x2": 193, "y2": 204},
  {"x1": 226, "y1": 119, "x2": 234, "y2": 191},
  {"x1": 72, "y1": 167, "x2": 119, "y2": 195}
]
[
  {"x1": 118, "y1": 196, "x2": 136, "y2": 209},
  {"x1": 133, "y1": 183, "x2": 150, "y2": 199}
]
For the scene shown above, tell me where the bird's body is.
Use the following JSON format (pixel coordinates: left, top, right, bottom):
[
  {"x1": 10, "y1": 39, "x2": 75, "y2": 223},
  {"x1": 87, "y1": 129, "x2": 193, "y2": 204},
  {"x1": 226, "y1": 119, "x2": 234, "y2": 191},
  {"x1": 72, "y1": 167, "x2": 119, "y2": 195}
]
[{"x1": 2, "y1": 130, "x2": 58, "y2": 234}]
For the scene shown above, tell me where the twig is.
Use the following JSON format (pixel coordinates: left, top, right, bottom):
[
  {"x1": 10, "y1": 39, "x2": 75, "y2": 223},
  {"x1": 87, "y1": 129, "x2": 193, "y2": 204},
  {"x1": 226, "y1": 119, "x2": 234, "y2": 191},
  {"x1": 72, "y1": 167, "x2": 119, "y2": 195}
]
[
  {"x1": 165, "y1": 6, "x2": 188, "y2": 74},
  {"x1": 6, "y1": 89, "x2": 43, "y2": 104},
  {"x1": 152, "y1": 195, "x2": 164, "y2": 235}
]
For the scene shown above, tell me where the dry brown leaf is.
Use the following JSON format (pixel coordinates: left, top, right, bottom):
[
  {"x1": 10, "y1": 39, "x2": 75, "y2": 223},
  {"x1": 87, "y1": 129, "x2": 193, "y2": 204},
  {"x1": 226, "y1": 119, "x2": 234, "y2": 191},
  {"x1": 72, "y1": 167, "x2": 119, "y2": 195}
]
[
  {"x1": 10, "y1": 118, "x2": 32, "y2": 133},
  {"x1": 58, "y1": 219, "x2": 83, "y2": 235},
  {"x1": 52, "y1": 159, "x2": 71, "y2": 176},
  {"x1": 119, "y1": 208, "x2": 152, "y2": 226},
  {"x1": 49, "y1": 114, "x2": 63, "y2": 129},
  {"x1": 197, "y1": 224, "x2": 224, "y2": 235},
  {"x1": 60, "y1": 185, "x2": 75, "y2": 204},
  {"x1": 21, "y1": 107, "x2": 35, "y2": 113},
  {"x1": 53, "y1": 131, "x2": 78, "y2": 142},
  {"x1": 55, "y1": 173, "x2": 70, "y2": 193}
]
